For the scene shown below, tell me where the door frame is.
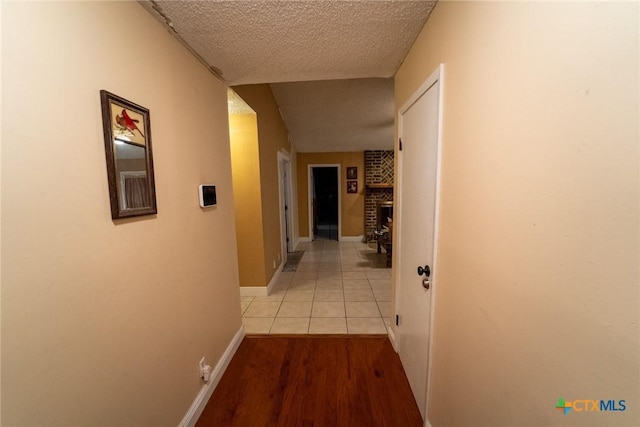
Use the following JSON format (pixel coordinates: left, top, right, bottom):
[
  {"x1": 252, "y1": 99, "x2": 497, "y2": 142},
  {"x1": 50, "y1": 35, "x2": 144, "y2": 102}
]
[
  {"x1": 394, "y1": 63, "x2": 444, "y2": 425},
  {"x1": 278, "y1": 150, "x2": 294, "y2": 262},
  {"x1": 307, "y1": 164, "x2": 341, "y2": 241}
]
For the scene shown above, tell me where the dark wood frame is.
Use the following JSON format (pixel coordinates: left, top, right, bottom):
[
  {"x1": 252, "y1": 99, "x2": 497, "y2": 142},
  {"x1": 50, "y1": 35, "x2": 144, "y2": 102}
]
[
  {"x1": 347, "y1": 180, "x2": 358, "y2": 194},
  {"x1": 100, "y1": 90, "x2": 157, "y2": 219},
  {"x1": 346, "y1": 166, "x2": 357, "y2": 180}
]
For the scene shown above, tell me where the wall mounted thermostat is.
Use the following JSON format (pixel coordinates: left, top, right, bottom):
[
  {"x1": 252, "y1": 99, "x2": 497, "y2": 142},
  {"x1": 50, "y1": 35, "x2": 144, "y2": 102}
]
[{"x1": 199, "y1": 185, "x2": 217, "y2": 208}]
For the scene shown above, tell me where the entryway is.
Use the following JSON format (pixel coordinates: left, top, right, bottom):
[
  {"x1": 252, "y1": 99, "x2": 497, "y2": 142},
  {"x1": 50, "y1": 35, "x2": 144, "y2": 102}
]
[
  {"x1": 395, "y1": 64, "x2": 443, "y2": 420},
  {"x1": 309, "y1": 165, "x2": 339, "y2": 241}
]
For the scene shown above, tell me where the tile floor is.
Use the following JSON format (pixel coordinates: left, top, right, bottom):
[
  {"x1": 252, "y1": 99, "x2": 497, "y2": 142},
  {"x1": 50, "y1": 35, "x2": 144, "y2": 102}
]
[{"x1": 241, "y1": 239, "x2": 393, "y2": 334}]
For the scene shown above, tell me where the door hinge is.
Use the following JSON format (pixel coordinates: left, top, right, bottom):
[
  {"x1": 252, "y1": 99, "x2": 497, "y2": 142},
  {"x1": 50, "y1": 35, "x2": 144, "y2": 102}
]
[
  {"x1": 286, "y1": 238, "x2": 290, "y2": 242},
  {"x1": 399, "y1": 138, "x2": 403, "y2": 151},
  {"x1": 285, "y1": 205, "x2": 288, "y2": 210},
  {"x1": 395, "y1": 314, "x2": 399, "y2": 326}
]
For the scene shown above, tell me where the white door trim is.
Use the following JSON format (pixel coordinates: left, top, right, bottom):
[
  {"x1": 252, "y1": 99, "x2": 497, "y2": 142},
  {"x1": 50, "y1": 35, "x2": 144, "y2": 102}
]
[
  {"x1": 395, "y1": 63, "x2": 445, "y2": 427},
  {"x1": 307, "y1": 164, "x2": 341, "y2": 241},
  {"x1": 277, "y1": 150, "x2": 294, "y2": 260}
]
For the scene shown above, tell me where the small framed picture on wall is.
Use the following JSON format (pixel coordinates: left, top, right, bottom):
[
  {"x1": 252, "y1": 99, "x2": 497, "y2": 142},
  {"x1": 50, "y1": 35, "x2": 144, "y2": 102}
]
[
  {"x1": 346, "y1": 166, "x2": 357, "y2": 180},
  {"x1": 347, "y1": 180, "x2": 358, "y2": 194}
]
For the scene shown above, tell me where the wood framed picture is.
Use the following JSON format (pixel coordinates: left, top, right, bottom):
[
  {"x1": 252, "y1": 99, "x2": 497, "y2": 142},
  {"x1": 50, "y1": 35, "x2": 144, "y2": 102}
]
[
  {"x1": 100, "y1": 90, "x2": 157, "y2": 220},
  {"x1": 346, "y1": 166, "x2": 357, "y2": 180},
  {"x1": 347, "y1": 180, "x2": 358, "y2": 194}
]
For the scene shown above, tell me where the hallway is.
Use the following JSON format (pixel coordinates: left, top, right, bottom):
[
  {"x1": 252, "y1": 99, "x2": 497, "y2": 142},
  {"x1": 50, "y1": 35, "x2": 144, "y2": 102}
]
[{"x1": 241, "y1": 240, "x2": 392, "y2": 334}]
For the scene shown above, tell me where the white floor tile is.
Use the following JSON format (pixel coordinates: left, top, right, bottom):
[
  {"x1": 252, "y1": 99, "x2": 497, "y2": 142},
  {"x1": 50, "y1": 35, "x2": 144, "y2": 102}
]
[
  {"x1": 309, "y1": 318, "x2": 347, "y2": 334},
  {"x1": 284, "y1": 290, "x2": 315, "y2": 302},
  {"x1": 344, "y1": 289, "x2": 375, "y2": 302},
  {"x1": 239, "y1": 241, "x2": 395, "y2": 335},
  {"x1": 314, "y1": 290, "x2": 344, "y2": 302},
  {"x1": 347, "y1": 317, "x2": 387, "y2": 334},
  {"x1": 241, "y1": 301, "x2": 251, "y2": 314},
  {"x1": 277, "y1": 301, "x2": 312, "y2": 317},
  {"x1": 296, "y1": 263, "x2": 320, "y2": 272},
  {"x1": 318, "y1": 271, "x2": 342, "y2": 281},
  {"x1": 365, "y1": 269, "x2": 391, "y2": 279},
  {"x1": 312, "y1": 301, "x2": 346, "y2": 317},
  {"x1": 377, "y1": 301, "x2": 393, "y2": 318},
  {"x1": 345, "y1": 301, "x2": 381, "y2": 317},
  {"x1": 288, "y1": 281, "x2": 316, "y2": 290},
  {"x1": 242, "y1": 317, "x2": 274, "y2": 334},
  {"x1": 315, "y1": 280, "x2": 343, "y2": 290},
  {"x1": 253, "y1": 290, "x2": 286, "y2": 302},
  {"x1": 318, "y1": 262, "x2": 342, "y2": 271},
  {"x1": 270, "y1": 318, "x2": 310, "y2": 334},
  {"x1": 369, "y1": 279, "x2": 392, "y2": 290},
  {"x1": 243, "y1": 301, "x2": 281, "y2": 317},
  {"x1": 343, "y1": 279, "x2": 370, "y2": 290},
  {"x1": 372, "y1": 289, "x2": 392, "y2": 302},
  {"x1": 342, "y1": 271, "x2": 367, "y2": 280},
  {"x1": 294, "y1": 272, "x2": 319, "y2": 280}
]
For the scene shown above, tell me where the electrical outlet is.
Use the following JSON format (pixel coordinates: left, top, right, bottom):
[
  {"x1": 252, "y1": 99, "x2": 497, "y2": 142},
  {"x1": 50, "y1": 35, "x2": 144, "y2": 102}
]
[{"x1": 273, "y1": 260, "x2": 276, "y2": 268}]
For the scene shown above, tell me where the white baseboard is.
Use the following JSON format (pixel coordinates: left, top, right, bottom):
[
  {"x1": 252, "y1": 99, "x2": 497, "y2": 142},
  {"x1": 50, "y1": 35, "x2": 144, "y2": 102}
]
[
  {"x1": 339, "y1": 235, "x2": 365, "y2": 242},
  {"x1": 387, "y1": 324, "x2": 398, "y2": 352},
  {"x1": 238, "y1": 262, "x2": 283, "y2": 297},
  {"x1": 295, "y1": 237, "x2": 311, "y2": 247},
  {"x1": 266, "y1": 262, "x2": 283, "y2": 295},
  {"x1": 179, "y1": 325, "x2": 245, "y2": 427}
]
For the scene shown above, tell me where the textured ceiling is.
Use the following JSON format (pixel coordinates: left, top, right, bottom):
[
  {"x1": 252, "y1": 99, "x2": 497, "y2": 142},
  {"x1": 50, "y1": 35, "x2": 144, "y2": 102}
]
[
  {"x1": 270, "y1": 78, "x2": 394, "y2": 152},
  {"x1": 144, "y1": 0, "x2": 437, "y2": 152}
]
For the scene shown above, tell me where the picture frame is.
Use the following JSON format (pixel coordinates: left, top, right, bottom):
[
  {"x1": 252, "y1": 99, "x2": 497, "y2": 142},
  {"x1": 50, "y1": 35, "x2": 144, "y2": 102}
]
[
  {"x1": 100, "y1": 90, "x2": 157, "y2": 220},
  {"x1": 346, "y1": 166, "x2": 357, "y2": 180},
  {"x1": 347, "y1": 180, "x2": 358, "y2": 194}
]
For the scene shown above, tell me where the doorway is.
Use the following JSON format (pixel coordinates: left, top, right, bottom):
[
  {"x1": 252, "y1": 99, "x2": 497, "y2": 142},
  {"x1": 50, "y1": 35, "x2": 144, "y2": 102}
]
[
  {"x1": 395, "y1": 64, "x2": 443, "y2": 421},
  {"x1": 308, "y1": 165, "x2": 340, "y2": 241},
  {"x1": 278, "y1": 151, "x2": 294, "y2": 261}
]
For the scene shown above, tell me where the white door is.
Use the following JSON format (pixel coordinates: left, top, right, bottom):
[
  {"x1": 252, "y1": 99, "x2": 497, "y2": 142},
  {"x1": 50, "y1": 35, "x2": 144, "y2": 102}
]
[{"x1": 396, "y1": 65, "x2": 442, "y2": 420}]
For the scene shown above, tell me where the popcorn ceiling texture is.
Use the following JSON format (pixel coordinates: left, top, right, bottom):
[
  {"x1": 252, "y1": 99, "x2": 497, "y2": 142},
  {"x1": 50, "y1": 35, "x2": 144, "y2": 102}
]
[
  {"x1": 155, "y1": 1, "x2": 437, "y2": 85},
  {"x1": 149, "y1": 0, "x2": 436, "y2": 152}
]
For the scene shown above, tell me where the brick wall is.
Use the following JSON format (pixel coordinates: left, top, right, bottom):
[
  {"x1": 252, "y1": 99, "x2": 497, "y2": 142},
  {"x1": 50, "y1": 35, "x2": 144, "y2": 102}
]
[{"x1": 365, "y1": 150, "x2": 394, "y2": 241}]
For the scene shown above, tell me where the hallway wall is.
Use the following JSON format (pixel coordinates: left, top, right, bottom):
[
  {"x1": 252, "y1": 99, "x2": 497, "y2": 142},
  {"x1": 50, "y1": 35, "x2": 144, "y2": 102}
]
[
  {"x1": 2, "y1": 2, "x2": 241, "y2": 425},
  {"x1": 297, "y1": 152, "x2": 365, "y2": 240},
  {"x1": 232, "y1": 85, "x2": 292, "y2": 286},
  {"x1": 395, "y1": 2, "x2": 639, "y2": 425},
  {"x1": 229, "y1": 113, "x2": 267, "y2": 286}
]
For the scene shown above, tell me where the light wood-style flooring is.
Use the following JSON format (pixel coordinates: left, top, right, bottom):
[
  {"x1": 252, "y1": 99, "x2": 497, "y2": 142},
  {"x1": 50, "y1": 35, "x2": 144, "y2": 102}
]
[{"x1": 196, "y1": 335, "x2": 423, "y2": 427}]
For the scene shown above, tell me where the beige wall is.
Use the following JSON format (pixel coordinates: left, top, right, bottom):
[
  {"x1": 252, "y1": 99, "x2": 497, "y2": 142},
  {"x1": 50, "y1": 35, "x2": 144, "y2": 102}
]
[
  {"x1": 2, "y1": 2, "x2": 241, "y2": 426},
  {"x1": 229, "y1": 113, "x2": 267, "y2": 286},
  {"x1": 297, "y1": 152, "x2": 365, "y2": 238},
  {"x1": 233, "y1": 85, "x2": 291, "y2": 283},
  {"x1": 395, "y1": 2, "x2": 639, "y2": 426}
]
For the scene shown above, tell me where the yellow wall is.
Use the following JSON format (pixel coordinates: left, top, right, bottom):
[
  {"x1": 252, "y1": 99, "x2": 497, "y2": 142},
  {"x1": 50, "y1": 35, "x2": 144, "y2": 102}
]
[
  {"x1": 2, "y1": 2, "x2": 241, "y2": 425},
  {"x1": 395, "y1": 2, "x2": 639, "y2": 425},
  {"x1": 297, "y1": 152, "x2": 365, "y2": 238},
  {"x1": 233, "y1": 85, "x2": 291, "y2": 284},
  {"x1": 229, "y1": 114, "x2": 267, "y2": 286}
]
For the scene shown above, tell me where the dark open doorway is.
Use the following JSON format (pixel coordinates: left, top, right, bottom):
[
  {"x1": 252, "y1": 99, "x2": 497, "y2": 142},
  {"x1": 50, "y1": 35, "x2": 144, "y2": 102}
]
[{"x1": 311, "y1": 166, "x2": 339, "y2": 241}]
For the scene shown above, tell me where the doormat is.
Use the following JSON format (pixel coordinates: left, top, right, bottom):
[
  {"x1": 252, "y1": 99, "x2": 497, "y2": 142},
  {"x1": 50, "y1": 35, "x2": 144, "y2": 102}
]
[{"x1": 282, "y1": 251, "x2": 304, "y2": 272}]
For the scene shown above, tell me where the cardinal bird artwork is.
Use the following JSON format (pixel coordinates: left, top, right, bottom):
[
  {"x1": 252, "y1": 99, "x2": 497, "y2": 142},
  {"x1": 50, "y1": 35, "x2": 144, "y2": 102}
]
[{"x1": 115, "y1": 109, "x2": 145, "y2": 139}]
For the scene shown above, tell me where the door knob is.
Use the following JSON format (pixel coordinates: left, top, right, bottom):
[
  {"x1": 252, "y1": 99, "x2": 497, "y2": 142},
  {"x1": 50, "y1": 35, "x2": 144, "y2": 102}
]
[{"x1": 417, "y1": 265, "x2": 430, "y2": 277}]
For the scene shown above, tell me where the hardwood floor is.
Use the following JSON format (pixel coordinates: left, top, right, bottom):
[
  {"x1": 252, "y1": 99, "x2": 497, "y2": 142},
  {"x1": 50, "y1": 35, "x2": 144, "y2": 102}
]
[{"x1": 196, "y1": 335, "x2": 423, "y2": 427}]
